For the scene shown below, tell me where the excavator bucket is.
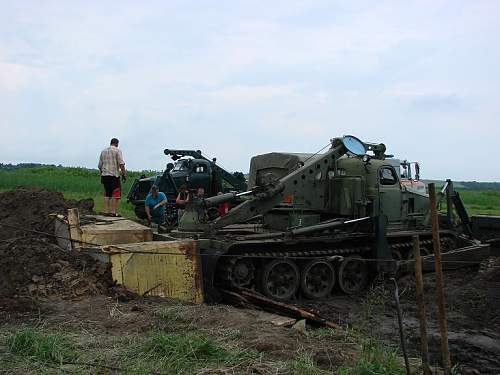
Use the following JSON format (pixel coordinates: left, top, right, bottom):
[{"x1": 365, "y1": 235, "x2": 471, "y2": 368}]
[{"x1": 102, "y1": 240, "x2": 204, "y2": 304}]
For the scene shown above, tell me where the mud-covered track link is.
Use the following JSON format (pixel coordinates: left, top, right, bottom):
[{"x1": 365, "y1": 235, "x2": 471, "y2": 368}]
[{"x1": 215, "y1": 233, "x2": 457, "y2": 301}]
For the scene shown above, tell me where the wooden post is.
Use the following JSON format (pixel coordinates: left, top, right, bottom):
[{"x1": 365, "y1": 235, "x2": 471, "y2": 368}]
[
  {"x1": 413, "y1": 235, "x2": 431, "y2": 375},
  {"x1": 428, "y1": 183, "x2": 451, "y2": 373},
  {"x1": 391, "y1": 278, "x2": 411, "y2": 375},
  {"x1": 67, "y1": 208, "x2": 81, "y2": 250},
  {"x1": 445, "y1": 179, "x2": 453, "y2": 228}
]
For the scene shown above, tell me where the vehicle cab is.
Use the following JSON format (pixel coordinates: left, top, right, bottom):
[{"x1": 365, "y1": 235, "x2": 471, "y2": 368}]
[
  {"x1": 336, "y1": 156, "x2": 428, "y2": 229},
  {"x1": 169, "y1": 158, "x2": 215, "y2": 194}
]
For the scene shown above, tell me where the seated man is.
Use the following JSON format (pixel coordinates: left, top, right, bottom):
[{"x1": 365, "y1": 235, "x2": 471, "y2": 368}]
[
  {"x1": 175, "y1": 184, "x2": 189, "y2": 222},
  {"x1": 193, "y1": 187, "x2": 205, "y2": 202},
  {"x1": 144, "y1": 185, "x2": 168, "y2": 225}
]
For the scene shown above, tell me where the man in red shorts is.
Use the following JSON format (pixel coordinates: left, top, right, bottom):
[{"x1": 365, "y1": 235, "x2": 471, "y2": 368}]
[{"x1": 98, "y1": 138, "x2": 127, "y2": 216}]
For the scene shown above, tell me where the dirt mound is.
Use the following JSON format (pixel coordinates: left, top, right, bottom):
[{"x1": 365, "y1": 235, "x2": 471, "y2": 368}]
[
  {"x1": 0, "y1": 186, "x2": 94, "y2": 240},
  {"x1": 0, "y1": 187, "x2": 136, "y2": 311},
  {"x1": 0, "y1": 237, "x2": 112, "y2": 304}
]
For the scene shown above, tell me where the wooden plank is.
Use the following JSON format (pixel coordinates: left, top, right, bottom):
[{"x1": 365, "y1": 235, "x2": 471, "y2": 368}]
[
  {"x1": 82, "y1": 216, "x2": 152, "y2": 232},
  {"x1": 251, "y1": 310, "x2": 297, "y2": 327},
  {"x1": 80, "y1": 215, "x2": 153, "y2": 245},
  {"x1": 219, "y1": 289, "x2": 341, "y2": 329},
  {"x1": 82, "y1": 230, "x2": 152, "y2": 246},
  {"x1": 270, "y1": 315, "x2": 297, "y2": 327},
  {"x1": 54, "y1": 214, "x2": 153, "y2": 247},
  {"x1": 67, "y1": 208, "x2": 81, "y2": 249}
]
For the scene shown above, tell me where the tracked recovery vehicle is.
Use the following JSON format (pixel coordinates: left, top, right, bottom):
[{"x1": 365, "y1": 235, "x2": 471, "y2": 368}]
[{"x1": 167, "y1": 135, "x2": 480, "y2": 301}]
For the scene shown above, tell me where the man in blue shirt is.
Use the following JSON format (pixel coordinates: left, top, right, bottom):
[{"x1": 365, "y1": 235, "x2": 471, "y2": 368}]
[{"x1": 144, "y1": 185, "x2": 168, "y2": 224}]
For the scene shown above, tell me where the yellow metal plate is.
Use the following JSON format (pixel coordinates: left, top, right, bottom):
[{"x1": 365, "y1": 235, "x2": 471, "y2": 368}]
[{"x1": 102, "y1": 240, "x2": 203, "y2": 304}]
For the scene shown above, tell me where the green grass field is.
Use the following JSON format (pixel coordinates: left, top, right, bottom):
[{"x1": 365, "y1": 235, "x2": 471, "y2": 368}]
[
  {"x1": 0, "y1": 166, "x2": 157, "y2": 218},
  {"x1": 454, "y1": 189, "x2": 500, "y2": 216},
  {"x1": 0, "y1": 166, "x2": 499, "y2": 218}
]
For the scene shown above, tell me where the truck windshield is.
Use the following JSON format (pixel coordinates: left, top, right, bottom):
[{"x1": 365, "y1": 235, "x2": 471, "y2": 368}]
[{"x1": 172, "y1": 160, "x2": 189, "y2": 171}]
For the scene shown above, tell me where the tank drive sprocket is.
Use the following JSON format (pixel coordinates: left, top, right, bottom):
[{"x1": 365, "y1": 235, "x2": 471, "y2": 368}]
[{"x1": 218, "y1": 257, "x2": 256, "y2": 288}]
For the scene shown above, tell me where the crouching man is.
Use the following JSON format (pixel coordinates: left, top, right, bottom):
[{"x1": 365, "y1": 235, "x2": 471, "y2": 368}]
[{"x1": 144, "y1": 185, "x2": 168, "y2": 225}]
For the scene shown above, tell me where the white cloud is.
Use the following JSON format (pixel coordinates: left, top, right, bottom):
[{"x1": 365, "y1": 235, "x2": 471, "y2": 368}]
[
  {"x1": 0, "y1": 61, "x2": 47, "y2": 91},
  {"x1": 205, "y1": 84, "x2": 296, "y2": 102},
  {"x1": 0, "y1": 1, "x2": 499, "y2": 181}
]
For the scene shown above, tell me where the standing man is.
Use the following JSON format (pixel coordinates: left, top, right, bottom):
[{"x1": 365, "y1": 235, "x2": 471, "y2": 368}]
[
  {"x1": 145, "y1": 185, "x2": 168, "y2": 225},
  {"x1": 98, "y1": 138, "x2": 126, "y2": 216}
]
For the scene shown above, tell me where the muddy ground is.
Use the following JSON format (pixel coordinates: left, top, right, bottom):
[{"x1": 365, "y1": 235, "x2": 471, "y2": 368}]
[{"x1": 304, "y1": 258, "x2": 500, "y2": 374}]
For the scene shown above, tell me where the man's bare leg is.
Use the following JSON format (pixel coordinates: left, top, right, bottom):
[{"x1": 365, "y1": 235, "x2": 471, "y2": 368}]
[
  {"x1": 103, "y1": 197, "x2": 110, "y2": 214},
  {"x1": 111, "y1": 198, "x2": 119, "y2": 215}
]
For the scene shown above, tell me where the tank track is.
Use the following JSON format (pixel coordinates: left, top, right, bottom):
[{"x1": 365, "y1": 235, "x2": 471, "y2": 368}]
[
  {"x1": 222, "y1": 244, "x2": 373, "y2": 259},
  {"x1": 215, "y1": 235, "x2": 453, "y2": 300}
]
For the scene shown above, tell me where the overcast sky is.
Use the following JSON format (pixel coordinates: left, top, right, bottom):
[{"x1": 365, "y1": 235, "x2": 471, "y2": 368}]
[{"x1": 1, "y1": 1, "x2": 499, "y2": 181}]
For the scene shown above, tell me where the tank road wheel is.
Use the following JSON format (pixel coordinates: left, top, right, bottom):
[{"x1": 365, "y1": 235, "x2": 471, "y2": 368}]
[
  {"x1": 260, "y1": 259, "x2": 300, "y2": 301},
  {"x1": 337, "y1": 256, "x2": 369, "y2": 295},
  {"x1": 300, "y1": 260, "x2": 336, "y2": 299},
  {"x1": 226, "y1": 258, "x2": 255, "y2": 288}
]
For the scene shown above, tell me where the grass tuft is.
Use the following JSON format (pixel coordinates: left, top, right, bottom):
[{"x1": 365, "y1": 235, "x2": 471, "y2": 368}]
[
  {"x1": 156, "y1": 305, "x2": 191, "y2": 324},
  {"x1": 140, "y1": 332, "x2": 255, "y2": 373},
  {"x1": 337, "y1": 338, "x2": 405, "y2": 375},
  {"x1": 309, "y1": 327, "x2": 337, "y2": 339},
  {"x1": 287, "y1": 351, "x2": 327, "y2": 375},
  {"x1": 6, "y1": 327, "x2": 76, "y2": 364}
]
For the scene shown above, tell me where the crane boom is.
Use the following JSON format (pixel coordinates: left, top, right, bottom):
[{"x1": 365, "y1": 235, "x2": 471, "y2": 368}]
[{"x1": 209, "y1": 138, "x2": 349, "y2": 231}]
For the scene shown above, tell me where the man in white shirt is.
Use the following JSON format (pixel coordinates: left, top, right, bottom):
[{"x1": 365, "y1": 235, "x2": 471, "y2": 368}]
[{"x1": 98, "y1": 138, "x2": 126, "y2": 216}]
